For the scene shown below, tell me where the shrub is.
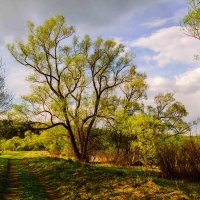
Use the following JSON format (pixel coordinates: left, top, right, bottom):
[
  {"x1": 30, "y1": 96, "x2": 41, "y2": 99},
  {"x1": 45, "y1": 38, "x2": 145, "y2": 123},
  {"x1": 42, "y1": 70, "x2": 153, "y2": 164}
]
[{"x1": 156, "y1": 138, "x2": 200, "y2": 181}]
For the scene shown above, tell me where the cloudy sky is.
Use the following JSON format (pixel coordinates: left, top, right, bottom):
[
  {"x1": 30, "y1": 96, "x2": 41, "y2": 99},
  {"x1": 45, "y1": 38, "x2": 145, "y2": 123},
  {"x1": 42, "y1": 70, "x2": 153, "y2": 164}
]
[{"x1": 0, "y1": 0, "x2": 199, "y2": 122}]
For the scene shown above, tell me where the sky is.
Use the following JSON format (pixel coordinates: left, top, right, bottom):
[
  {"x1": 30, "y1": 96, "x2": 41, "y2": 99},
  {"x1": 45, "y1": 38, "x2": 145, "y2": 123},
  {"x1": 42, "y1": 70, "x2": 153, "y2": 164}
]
[{"x1": 0, "y1": 0, "x2": 199, "y2": 124}]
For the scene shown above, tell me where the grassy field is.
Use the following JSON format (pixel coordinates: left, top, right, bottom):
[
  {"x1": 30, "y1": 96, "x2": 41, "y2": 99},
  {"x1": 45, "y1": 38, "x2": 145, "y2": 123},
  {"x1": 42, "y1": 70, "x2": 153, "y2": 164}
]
[
  {"x1": 9, "y1": 159, "x2": 50, "y2": 199},
  {"x1": 0, "y1": 158, "x2": 8, "y2": 194},
  {"x1": 0, "y1": 151, "x2": 200, "y2": 199}
]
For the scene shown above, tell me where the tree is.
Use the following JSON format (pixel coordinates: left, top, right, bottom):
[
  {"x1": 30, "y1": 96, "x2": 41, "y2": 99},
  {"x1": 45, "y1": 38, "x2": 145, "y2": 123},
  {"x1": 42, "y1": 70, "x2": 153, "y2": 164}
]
[
  {"x1": 147, "y1": 92, "x2": 190, "y2": 135},
  {"x1": 111, "y1": 93, "x2": 190, "y2": 165},
  {"x1": 182, "y1": 0, "x2": 200, "y2": 40},
  {"x1": 7, "y1": 15, "x2": 145, "y2": 162},
  {"x1": 0, "y1": 119, "x2": 40, "y2": 139},
  {"x1": 104, "y1": 68, "x2": 147, "y2": 165},
  {"x1": 0, "y1": 59, "x2": 12, "y2": 114}
]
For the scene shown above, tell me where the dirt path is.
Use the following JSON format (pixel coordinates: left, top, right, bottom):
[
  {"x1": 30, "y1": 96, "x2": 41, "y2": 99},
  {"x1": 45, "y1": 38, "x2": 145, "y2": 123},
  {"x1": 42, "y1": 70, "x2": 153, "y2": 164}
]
[
  {"x1": 2, "y1": 159, "x2": 62, "y2": 200},
  {"x1": 3, "y1": 160, "x2": 20, "y2": 200},
  {"x1": 23, "y1": 160, "x2": 64, "y2": 200}
]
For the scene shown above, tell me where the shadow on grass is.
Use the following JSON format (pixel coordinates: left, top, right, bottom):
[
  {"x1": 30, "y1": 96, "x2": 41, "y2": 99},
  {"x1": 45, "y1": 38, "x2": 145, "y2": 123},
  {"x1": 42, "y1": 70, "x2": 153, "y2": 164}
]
[
  {"x1": 25, "y1": 157, "x2": 200, "y2": 199},
  {"x1": 1, "y1": 150, "x2": 199, "y2": 199},
  {"x1": 0, "y1": 158, "x2": 8, "y2": 194}
]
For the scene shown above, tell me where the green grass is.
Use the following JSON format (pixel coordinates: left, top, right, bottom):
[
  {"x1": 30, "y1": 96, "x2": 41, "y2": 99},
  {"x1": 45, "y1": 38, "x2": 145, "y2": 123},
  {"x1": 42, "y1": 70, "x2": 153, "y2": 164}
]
[
  {"x1": 0, "y1": 151, "x2": 200, "y2": 199},
  {"x1": 0, "y1": 152, "x2": 50, "y2": 199},
  {"x1": 10, "y1": 159, "x2": 50, "y2": 200},
  {"x1": 0, "y1": 151, "x2": 49, "y2": 159},
  {"x1": 0, "y1": 158, "x2": 8, "y2": 193},
  {"x1": 27, "y1": 157, "x2": 200, "y2": 199}
]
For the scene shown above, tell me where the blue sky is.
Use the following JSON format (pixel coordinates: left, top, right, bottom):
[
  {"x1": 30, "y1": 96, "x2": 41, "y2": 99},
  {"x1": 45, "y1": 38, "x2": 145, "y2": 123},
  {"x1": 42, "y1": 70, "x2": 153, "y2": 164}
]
[{"x1": 0, "y1": 0, "x2": 199, "y2": 123}]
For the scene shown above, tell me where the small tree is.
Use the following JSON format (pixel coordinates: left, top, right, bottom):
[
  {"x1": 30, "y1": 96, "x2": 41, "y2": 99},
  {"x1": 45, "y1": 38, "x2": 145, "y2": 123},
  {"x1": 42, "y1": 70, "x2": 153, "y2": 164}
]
[
  {"x1": 148, "y1": 93, "x2": 190, "y2": 136},
  {"x1": 0, "y1": 59, "x2": 12, "y2": 114},
  {"x1": 7, "y1": 15, "x2": 145, "y2": 162},
  {"x1": 106, "y1": 68, "x2": 147, "y2": 165}
]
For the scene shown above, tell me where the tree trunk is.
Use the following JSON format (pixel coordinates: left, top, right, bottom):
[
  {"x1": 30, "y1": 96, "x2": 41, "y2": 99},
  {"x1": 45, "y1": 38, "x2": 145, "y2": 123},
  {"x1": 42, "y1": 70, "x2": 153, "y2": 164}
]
[
  {"x1": 67, "y1": 129, "x2": 81, "y2": 160},
  {"x1": 67, "y1": 130, "x2": 89, "y2": 162}
]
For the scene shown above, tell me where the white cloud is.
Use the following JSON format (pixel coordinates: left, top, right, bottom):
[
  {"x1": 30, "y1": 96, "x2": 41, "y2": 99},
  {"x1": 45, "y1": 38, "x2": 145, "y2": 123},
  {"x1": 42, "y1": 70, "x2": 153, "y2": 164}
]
[
  {"x1": 149, "y1": 67, "x2": 200, "y2": 94},
  {"x1": 3, "y1": 35, "x2": 15, "y2": 46},
  {"x1": 148, "y1": 76, "x2": 174, "y2": 92},
  {"x1": 142, "y1": 17, "x2": 173, "y2": 28},
  {"x1": 175, "y1": 67, "x2": 200, "y2": 93},
  {"x1": 6, "y1": 66, "x2": 30, "y2": 98},
  {"x1": 131, "y1": 26, "x2": 200, "y2": 67},
  {"x1": 174, "y1": 91, "x2": 200, "y2": 121},
  {"x1": 148, "y1": 67, "x2": 200, "y2": 121}
]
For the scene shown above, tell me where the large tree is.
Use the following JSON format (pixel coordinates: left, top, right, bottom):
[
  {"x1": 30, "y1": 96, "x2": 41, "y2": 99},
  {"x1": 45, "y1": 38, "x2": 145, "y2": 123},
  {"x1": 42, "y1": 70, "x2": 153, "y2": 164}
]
[{"x1": 7, "y1": 15, "x2": 146, "y2": 161}]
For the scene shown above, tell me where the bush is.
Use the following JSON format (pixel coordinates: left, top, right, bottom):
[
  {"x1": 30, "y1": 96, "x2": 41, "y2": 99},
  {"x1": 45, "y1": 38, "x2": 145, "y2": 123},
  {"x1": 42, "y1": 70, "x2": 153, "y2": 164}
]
[
  {"x1": 0, "y1": 127, "x2": 71, "y2": 156},
  {"x1": 0, "y1": 136, "x2": 22, "y2": 151},
  {"x1": 157, "y1": 138, "x2": 200, "y2": 181}
]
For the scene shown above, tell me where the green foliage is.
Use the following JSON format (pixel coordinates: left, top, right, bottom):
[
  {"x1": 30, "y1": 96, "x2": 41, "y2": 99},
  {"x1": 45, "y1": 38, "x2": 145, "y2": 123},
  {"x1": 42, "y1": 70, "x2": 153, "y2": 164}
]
[
  {"x1": 182, "y1": 0, "x2": 200, "y2": 41},
  {"x1": 0, "y1": 119, "x2": 39, "y2": 139},
  {"x1": 39, "y1": 126, "x2": 70, "y2": 156},
  {"x1": 106, "y1": 92, "x2": 189, "y2": 166},
  {"x1": 148, "y1": 92, "x2": 190, "y2": 135},
  {"x1": 6, "y1": 15, "x2": 190, "y2": 166},
  {"x1": 0, "y1": 126, "x2": 71, "y2": 156},
  {"x1": 106, "y1": 112, "x2": 161, "y2": 165},
  {"x1": 129, "y1": 114, "x2": 164, "y2": 165}
]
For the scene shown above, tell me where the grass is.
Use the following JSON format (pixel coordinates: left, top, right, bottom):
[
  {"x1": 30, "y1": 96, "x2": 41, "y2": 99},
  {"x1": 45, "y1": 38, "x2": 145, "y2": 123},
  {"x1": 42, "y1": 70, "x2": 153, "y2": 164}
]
[
  {"x1": 27, "y1": 157, "x2": 200, "y2": 199},
  {"x1": 0, "y1": 158, "x2": 8, "y2": 193},
  {"x1": 11, "y1": 159, "x2": 50, "y2": 200},
  {"x1": 0, "y1": 151, "x2": 200, "y2": 199},
  {"x1": 0, "y1": 152, "x2": 50, "y2": 199},
  {"x1": 0, "y1": 150, "x2": 50, "y2": 159}
]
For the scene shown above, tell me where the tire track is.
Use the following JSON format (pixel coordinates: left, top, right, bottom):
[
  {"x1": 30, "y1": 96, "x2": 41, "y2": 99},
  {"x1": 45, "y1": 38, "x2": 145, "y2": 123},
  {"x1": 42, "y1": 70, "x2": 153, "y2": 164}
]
[
  {"x1": 22, "y1": 160, "x2": 64, "y2": 200},
  {"x1": 3, "y1": 160, "x2": 20, "y2": 200},
  {"x1": 2, "y1": 159, "x2": 63, "y2": 200}
]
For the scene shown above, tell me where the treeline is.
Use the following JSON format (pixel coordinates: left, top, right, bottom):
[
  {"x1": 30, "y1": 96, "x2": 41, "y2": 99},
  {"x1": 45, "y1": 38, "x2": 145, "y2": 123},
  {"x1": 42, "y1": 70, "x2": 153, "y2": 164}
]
[
  {"x1": 0, "y1": 126, "x2": 69, "y2": 155},
  {"x1": 0, "y1": 120, "x2": 40, "y2": 139},
  {"x1": 1, "y1": 124, "x2": 200, "y2": 181}
]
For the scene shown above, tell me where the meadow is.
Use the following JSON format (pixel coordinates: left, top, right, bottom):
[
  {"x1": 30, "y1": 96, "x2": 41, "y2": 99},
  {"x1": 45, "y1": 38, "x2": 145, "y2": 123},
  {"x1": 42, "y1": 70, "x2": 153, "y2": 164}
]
[{"x1": 0, "y1": 151, "x2": 200, "y2": 200}]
